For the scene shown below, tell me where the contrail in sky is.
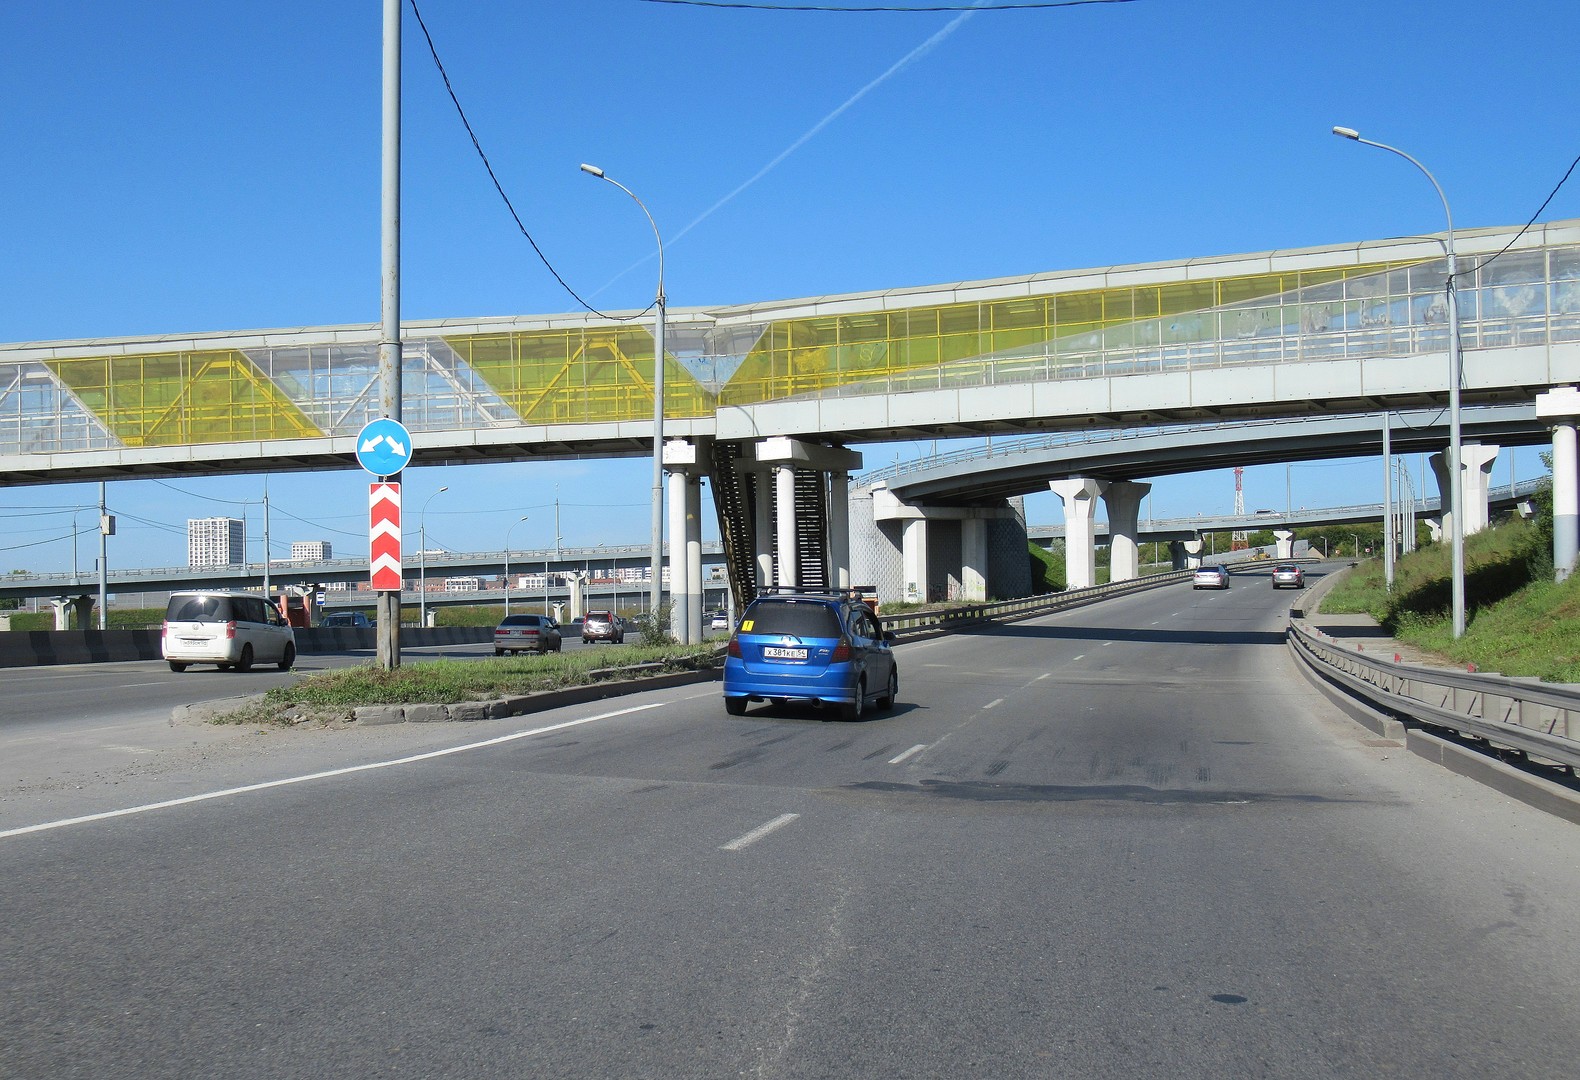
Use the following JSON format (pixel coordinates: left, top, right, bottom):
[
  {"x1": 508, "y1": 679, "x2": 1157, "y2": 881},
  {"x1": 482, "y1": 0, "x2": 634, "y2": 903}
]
[{"x1": 596, "y1": 1, "x2": 984, "y2": 296}]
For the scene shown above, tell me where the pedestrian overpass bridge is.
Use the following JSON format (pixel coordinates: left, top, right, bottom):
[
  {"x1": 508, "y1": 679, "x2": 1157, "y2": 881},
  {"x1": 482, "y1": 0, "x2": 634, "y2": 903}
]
[{"x1": 5, "y1": 219, "x2": 1580, "y2": 632}]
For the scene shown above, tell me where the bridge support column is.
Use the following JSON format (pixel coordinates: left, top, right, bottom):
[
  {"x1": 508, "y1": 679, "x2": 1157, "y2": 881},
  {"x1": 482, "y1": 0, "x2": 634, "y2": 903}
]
[
  {"x1": 753, "y1": 470, "x2": 774, "y2": 589},
  {"x1": 828, "y1": 470, "x2": 851, "y2": 591},
  {"x1": 1049, "y1": 478, "x2": 1107, "y2": 590},
  {"x1": 1180, "y1": 538, "x2": 1203, "y2": 570},
  {"x1": 1273, "y1": 530, "x2": 1295, "y2": 560},
  {"x1": 1430, "y1": 443, "x2": 1500, "y2": 540},
  {"x1": 902, "y1": 519, "x2": 929, "y2": 603},
  {"x1": 961, "y1": 518, "x2": 988, "y2": 602},
  {"x1": 1425, "y1": 516, "x2": 1443, "y2": 543},
  {"x1": 1537, "y1": 386, "x2": 1580, "y2": 581},
  {"x1": 663, "y1": 439, "x2": 707, "y2": 643},
  {"x1": 774, "y1": 464, "x2": 799, "y2": 587},
  {"x1": 50, "y1": 598, "x2": 70, "y2": 630},
  {"x1": 1101, "y1": 481, "x2": 1150, "y2": 582}
]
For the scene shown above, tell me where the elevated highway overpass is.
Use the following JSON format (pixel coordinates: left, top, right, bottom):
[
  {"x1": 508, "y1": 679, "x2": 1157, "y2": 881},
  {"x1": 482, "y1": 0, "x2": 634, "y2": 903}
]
[{"x1": 6, "y1": 219, "x2": 1580, "y2": 628}]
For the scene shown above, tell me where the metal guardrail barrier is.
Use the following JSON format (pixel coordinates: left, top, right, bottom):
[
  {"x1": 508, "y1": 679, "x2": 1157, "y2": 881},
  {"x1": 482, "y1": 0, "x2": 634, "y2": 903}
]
[
  {"x1": 877, "y1": 569, "x2": 1192, "y2": 637},
  {"x1": 1288, "y1": 621, "x2": 1580, "y2": 770}
]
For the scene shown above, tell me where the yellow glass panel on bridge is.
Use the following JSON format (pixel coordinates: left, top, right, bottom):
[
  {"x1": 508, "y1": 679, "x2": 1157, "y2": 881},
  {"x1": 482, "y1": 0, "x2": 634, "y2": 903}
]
[{"x1": 45, "y1": 349, "x2": 319, "y2": 446}]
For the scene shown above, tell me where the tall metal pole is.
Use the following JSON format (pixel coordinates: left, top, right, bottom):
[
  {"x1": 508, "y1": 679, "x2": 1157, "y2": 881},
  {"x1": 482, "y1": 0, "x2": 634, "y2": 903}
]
[
  {"x1": 377, "y1": 0, "x2": 403, "y2": 668},
  {"x1": 419, "y1": 486, "x2": 447, "y2": 629},
  {"x1": 1382, "y1": 412, "x2": 1394, "y2": 589},
  {"x1": 504, "y1": 515, "x2": 528, "y2": 616},
  {"x1": 579, "y1": 164, "x2": 666, "y2": 627},
  {"x1": 1332, "y1": 126, "x2": 1465, "y2": 636},
  {"x1": 97, "y1": 481, "x2": 108, "y2": 630},
  {"x1": 262, "y1": 484, "x2": 272, "y2": 600}
]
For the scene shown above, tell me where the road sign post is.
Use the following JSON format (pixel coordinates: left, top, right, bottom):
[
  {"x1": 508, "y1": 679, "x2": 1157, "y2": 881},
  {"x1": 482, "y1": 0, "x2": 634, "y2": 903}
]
[{"x1": 359, "y1": 417, "x2": 414, "y2": 668}]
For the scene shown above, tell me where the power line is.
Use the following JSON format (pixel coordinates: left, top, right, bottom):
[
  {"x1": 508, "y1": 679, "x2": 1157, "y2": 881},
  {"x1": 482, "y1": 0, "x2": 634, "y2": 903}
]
[
  {"x1": 639, "y1": 0, "x2": 1136, "y2": 10},
  {"x1": 1462, "y1": 148, "x2": 1580, "y2": 279},
  {"x1": 406, "y1": 0, "x2": 649, "y2": 323}
]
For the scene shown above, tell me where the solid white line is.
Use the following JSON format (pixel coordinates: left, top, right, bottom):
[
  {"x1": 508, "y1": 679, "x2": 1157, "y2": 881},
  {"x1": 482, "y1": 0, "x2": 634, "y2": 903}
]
[
  {"x1": 984, "y1": 698, "x2": 1003, "y2": 710},
  {"x1": 0, "y1": 701, "x2": 667, "y2": 841},
  {"x1": 888, "y1": 744, "x2": 927, "y2": 765},
  {"x1": 721, "y1": 813, "x2": 800, "y2": 851}
]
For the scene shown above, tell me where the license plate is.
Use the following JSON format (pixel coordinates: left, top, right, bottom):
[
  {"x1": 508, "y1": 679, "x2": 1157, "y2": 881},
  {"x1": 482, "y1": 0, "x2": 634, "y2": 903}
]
[{"x1": 762, "y1": 646, "x2": 807, "y2": 661}]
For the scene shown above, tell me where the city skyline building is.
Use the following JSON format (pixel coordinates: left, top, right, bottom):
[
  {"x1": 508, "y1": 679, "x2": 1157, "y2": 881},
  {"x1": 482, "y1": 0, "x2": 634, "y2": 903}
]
[{"x1": 187, "y1": 517, "x2": 244, "y2": 569}]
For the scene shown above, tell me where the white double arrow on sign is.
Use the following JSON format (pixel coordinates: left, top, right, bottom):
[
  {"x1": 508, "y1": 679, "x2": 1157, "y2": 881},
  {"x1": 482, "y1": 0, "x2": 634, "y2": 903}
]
[{"x1": 361, "y1": 432, "x2": 407, "y2": 458}]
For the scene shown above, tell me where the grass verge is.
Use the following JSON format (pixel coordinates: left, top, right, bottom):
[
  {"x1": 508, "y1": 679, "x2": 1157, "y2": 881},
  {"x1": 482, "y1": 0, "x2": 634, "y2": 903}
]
[
  {"x1": 217, "y1": 642, "x2": 721, "y2": 725},
  {"x1": 1321, "y1": 516, "x2": 1580, "y2": 682}
]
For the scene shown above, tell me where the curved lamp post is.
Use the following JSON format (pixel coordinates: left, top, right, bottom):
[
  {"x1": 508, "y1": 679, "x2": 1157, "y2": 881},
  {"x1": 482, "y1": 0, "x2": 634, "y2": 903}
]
[
  {"x1": 503, "y1": 514, "x2": 529, "y2": 616},
  {"x1": 1332, "y1": 126, "x2": 1465, "y2": 637},
  {"x1": 419, "y1": 485, "x2": 448, "y2": 628},
  {"x1": 580, "y1": 163, "x2": 666, "y2": 624}
]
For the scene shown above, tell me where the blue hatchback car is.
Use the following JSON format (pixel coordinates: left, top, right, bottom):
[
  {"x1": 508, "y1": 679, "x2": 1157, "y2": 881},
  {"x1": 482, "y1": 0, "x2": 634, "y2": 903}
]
[{"x1": 723, "y1": 588, "x2": 898, "y2": 719}]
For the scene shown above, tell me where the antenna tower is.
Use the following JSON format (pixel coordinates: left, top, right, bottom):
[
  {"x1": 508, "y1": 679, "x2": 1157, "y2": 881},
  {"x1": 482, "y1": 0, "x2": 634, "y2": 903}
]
[{"x1": 1231, "y1": 466, "x2": 1249, "y2": 550}]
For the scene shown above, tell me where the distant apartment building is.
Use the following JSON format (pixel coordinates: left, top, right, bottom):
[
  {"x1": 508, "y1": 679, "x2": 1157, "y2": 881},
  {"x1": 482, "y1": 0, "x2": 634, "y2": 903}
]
[
  {"x1": 291, "y1": 540, "x2": 331, "y2": 561},
  {"x1": 187, "y1": 517, "x2": 245, "y2": 568}
]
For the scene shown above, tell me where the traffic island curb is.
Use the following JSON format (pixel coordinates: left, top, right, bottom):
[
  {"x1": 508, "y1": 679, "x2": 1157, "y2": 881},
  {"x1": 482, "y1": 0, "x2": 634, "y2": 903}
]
[{"x1": 349, "y1": 668, "x2": 721, "y2": 726}]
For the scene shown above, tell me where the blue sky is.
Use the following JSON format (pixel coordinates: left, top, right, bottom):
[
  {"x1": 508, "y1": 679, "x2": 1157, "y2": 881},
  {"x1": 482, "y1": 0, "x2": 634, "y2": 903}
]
[{"x1": 2, "y1": 0, "x2": 1576, "y2": 573}]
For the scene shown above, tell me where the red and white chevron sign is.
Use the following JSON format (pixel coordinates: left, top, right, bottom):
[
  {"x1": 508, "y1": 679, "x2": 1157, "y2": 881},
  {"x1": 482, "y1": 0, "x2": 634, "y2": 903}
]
[{"x1": 369, "y1": 482, "x2": 402, "y2": 592}]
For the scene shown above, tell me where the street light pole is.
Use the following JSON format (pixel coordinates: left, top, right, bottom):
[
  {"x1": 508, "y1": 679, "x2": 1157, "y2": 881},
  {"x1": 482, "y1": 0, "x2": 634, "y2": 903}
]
[
  {"x1": 419, "y1": 486, "x2": 448, "y2": 628},
  {"x1": 504, "y1": 514, "x2": 528, "y2": 616},
  {"x1": 1332, "y1": 125, "x2": 1465, "y2": 637},
  {"x1": 580, "y1": 163, "x2": 666, "y2": 625}
]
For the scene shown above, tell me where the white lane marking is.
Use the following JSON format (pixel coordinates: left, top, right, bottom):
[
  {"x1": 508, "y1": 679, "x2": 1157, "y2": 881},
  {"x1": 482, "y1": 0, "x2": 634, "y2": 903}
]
[
  {"x1": 721, "y1": 813, "x2": 800, "y2": 851},
  {"x1": 1102, "y1": 641, "x2": 1114, "y2": 647},
  {"x1": 888, "y1": 744, "x2": 927, "y2": 765},
  {"x1": 984, "y1": 698, "x2": 1003, "y2": 710},
  {"x1": 0, "y1": 701, "x2": 666, "y2": 841},
  {"x1": 101, "y1": 745, "x2": 157, "y2": 755},
  {"x1": 1071, "y1": 654, "x2": 1085, "y2": 662},
  {"x1": 1036, "y1": 673, "x2": 1051, "y2": 681}
]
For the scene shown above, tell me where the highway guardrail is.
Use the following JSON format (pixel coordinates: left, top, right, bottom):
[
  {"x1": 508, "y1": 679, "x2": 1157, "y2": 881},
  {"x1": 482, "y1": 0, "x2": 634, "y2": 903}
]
[{"x1": 1288, "y1": 620, "x2": 1580, "y2": 770}]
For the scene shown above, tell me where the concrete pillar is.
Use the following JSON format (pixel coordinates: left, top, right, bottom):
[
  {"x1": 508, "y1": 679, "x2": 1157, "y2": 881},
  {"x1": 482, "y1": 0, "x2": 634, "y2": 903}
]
[
  {"x1": 1460, "y1": 444, "x2": 1499, "y2": 535},
  {"x1": 50, "y1": 598, "x2": 70, "y2": 630},
  {"x1": 902, "y1": 518, "x2": 929, "y2": 603},
  {"x1": 1425, "y1": 516, "x2": 1443, "y2": 543},
  {"x1": 1537, "y1": 387, "x2": 1580, "y2": 582},
  {"x1": 70, "y1": 594, "x2": 94, "y2": 629},
  {"x1": 686, "y1": 475, "x2": 703, "y2": 643},
  {"x1": 828, "y1": 470, "x2": 851, "y2": 590},
  {"x1": 1101, "y1": 481, "x2": 1150, "y2": 582},
  {"x1": 1273, "y1": 530, "x2": 1295, "y2": 560},
  {"x1": 1181, "y1": 537, "x2": 1203, "y2": 570},
  {"x1": 775, "y1": 464, "x2": 798, "y2": 587},
  {"x1": 1049, "y1": 478, "x2": 1107, "y2": 589},
  {"x1": 960, "y1": 517, "x2": 988, "y2": 602},
  {"x1": 1430, "y1": 444, "x2": 1501, "y2": 540},
  {"x1": 1428, "y1": 453, "x2": 1454, "y2": 545},
  {"x1": 668, "y1": 468, "x2": 690, "y2": 640},
  {"x1": 753, "y1": 470, "x2": 774, "y2": 589}
]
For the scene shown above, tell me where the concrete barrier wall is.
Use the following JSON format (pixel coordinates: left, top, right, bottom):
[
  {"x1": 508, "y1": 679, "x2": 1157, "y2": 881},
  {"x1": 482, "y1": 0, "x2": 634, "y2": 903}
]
[{"x1": 0, "y1": 626, "x2": 495, "y2": 668}]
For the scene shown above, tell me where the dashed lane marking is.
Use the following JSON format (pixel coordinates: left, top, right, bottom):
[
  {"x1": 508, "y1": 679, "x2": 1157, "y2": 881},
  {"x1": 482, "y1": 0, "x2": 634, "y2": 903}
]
[
  {"x1": 721, "y1": 813, "x2": 800, "y2": 851},
  {"x1": 888, "y1": 744, "x2": 927, "y2": 765}
]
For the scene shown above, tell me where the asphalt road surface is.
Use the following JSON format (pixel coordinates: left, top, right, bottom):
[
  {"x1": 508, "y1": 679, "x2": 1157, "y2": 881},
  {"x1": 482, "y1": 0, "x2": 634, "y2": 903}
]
[{"x1": 5, "y1": 566, "x2": 1580, "y2": 1079}]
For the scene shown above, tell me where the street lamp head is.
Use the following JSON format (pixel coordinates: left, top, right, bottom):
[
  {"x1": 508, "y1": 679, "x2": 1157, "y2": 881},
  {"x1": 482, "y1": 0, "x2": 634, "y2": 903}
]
[
  {"x1": 437, "y1": 485, "x2": 449, "y2": 494},
  {"x1": 1331, "y1": 125, "x2": 1360, "y2": 140},
  {"x1": 579, "y1": 163, "x2": 605, "y2": 178}
]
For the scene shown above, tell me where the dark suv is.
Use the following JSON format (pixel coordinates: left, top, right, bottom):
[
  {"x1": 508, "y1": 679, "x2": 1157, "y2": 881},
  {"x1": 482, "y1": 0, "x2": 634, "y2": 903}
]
[
  {"x1": 581, "y1": 610, "x2": 624, "y2": 644},
  {"x1": 723, "y1": 588, "x2": 898, "y2": 719}
]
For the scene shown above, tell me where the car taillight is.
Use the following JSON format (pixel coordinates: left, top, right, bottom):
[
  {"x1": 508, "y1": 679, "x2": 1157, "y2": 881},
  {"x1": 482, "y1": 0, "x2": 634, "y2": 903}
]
[
  {"x1": 727, "y1": 635, "x2": 741, "y2": 658},
  {"x1": 831, "y1": 638, "x2": 852, "y2": 662},
  {"x1": 161, "y1": 620, "x2": 169, "y2": 636},
  {"x1": 225, "y1": 620, "x2": 237, "y2": 639}
]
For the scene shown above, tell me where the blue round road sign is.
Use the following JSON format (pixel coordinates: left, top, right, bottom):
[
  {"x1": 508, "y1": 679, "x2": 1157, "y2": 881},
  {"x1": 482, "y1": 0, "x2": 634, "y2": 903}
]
[{"x1": 355, "y1": 417, "x2": 414, "y2": 477}]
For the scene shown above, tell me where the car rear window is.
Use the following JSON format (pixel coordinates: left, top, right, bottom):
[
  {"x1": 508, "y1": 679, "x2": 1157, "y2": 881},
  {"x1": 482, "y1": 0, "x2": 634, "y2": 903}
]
[
  {"x1": 744, "y1": 600, "x2": 842, "y2": 638},
  {"x1": 166, "y1": 595, "x2": 233, "y2": 622}
]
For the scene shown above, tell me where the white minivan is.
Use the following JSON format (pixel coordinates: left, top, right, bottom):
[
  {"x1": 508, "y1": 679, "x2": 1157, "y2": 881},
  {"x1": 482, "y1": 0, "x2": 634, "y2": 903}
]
[{"x1": 162, "y1": 591, "x2": 296, "y2": 672}]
